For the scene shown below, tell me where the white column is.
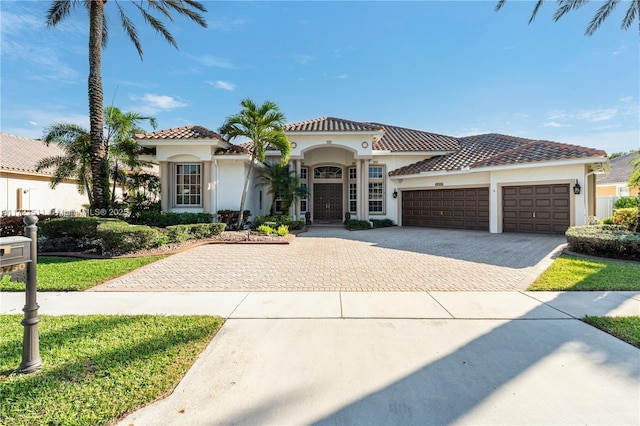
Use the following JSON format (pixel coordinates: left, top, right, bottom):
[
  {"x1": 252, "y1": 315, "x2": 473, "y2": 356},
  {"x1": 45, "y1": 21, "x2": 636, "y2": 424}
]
[
  {"x1": 293, "y1": 159, "x2": 300, "y2": 219},
  {"x1": 355, "y1": 160, "x2": 361, "y2": 220},
  {"x1": 363, "y1": 159, "x2": 370, "y2": 222},
  {"x1": 160, "y1": 161, "x2": 169, "y2": 212}
]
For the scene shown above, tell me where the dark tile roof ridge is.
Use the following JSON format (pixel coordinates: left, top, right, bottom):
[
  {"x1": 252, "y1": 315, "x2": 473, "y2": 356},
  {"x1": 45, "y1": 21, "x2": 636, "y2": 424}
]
[
  {"x1": 286, "y1": 117, "x2": 384, "y2": 132},
  {"x1": 134, "y1": 125, "x2": 226, "y2": 140},
  {"x1": 366, "y1": 122, "x2": 457, "y2": 142},
  {"x1": 597, "y1": 152, "x2": 639, "y2": 183}
]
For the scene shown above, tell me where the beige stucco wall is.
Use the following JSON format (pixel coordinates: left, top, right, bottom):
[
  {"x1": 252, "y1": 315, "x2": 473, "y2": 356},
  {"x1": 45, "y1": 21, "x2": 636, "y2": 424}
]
[{"x1": 1, "y1": 171, "x2": 89, "y2": 214}]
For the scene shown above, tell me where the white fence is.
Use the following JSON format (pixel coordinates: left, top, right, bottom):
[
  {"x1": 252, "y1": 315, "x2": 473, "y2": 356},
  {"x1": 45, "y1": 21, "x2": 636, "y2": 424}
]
[{"x1": 596, "y1": 196, "x2": 619, "y2": 220}]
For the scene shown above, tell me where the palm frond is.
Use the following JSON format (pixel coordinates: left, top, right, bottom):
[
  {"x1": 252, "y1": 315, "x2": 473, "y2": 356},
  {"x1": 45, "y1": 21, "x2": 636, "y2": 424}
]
[
  {"x1": 621, "y1": 0, "x2": 640, "y2": 31},
  {"x1": 494, "y1": 0, "x2": 507, "y2": 12},
  {"x1": 132, "y1": 2, "x2": 177, "y2": 49},
  {"x1": 585, "y1": 0, "x2": 620, "y2": 35},
  {"x1": 116, "y1": 2, "x2": 143, "y2": 59},
  {"x1": 46, "y1": 0, "x2": 74, "y2": 26},
  {"x1": 555, "y1": 0, "x2": 590, "y2": 21},
  {"x1": 528, "y1": 0, "x2": 546, "y2": 24}
]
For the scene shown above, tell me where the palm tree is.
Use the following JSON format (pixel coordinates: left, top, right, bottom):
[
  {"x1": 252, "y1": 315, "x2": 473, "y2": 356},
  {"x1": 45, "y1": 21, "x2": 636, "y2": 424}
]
[
  {"x1": 258, "y1": 164, "x2": 310, "y2": 216},
  {"x1": 104, "y1": 106, "x2": 157, "y2": 206},
  {"x1": 36, "y1": 123, "x2": 93, "y2": 205},
  {"x1": 495, "y1": 0, "x2": 640, "y2": 35},
  {"x1": 219, "y1": 99, "x2": 292, "y2": 229},
  {"x1": 46, "y1": 0, "x2": 208, "y2": 211},
  {"x1": 628, "y1": 156, "x2": 640, "y2": 232}
]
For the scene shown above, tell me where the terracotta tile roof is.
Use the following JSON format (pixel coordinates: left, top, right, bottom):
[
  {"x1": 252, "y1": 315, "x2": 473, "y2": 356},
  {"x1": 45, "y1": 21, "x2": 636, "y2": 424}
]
[
  {"x1": 389, "y1": 133, "x2": 607, "y2": 177},
  {"x1": 134, "y1": 125, "x2": 226, "y2": 141},
  {"x1": 215, "y1": 144, "x2": 250, "y2": 155},
  {"x1": 367, "y1": 122, "x2": 459, "y2": 152},
  {"x1": 0, "y1": 132, "x2": 64, "y2": 175},
  {"x1": 286, "y1": 117, "x2": 383, "y2": 133},
  {"x1": 597, "y1": 153, "x2": 638, "y2": 184}
]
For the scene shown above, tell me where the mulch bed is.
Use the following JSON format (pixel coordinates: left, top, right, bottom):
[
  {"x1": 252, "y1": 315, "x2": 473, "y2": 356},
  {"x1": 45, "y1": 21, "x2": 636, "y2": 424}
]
[{"x1": 40, "y1": 229, "x2": 305, "y2": 260}]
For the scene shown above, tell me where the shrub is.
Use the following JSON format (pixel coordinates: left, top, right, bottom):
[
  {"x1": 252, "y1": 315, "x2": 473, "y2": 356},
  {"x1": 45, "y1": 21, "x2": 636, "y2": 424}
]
[
  {"x1": 346, "y1": 219, "x2": 371, "y2": 230},
  {"x1": 133, "y1": 211, "x2": 213, "y2": 227},
  {"x1": 253, "y1": 215, "x2": 305, "y2": 230},
  {"x1": 600, "y1": 217, "x2": 615, "y2": 225},
  {"x1": 565, "y1": 225, "x2": 640, "y2": 261},
  {"x1": 0, "y1": 214, "x2": 58, "y2": 237},
  {"x1": 612, "y1": 207, "x2": 638, "y2": 231},
  {"x1": 165, "y1": 223, "x2": 226, "y2": 243},
  {"x1": 39, "y1": 216, "x2": 106, "y2": 239},
  {"x1": 257, "y1": 224, "x2": 276, "y2": 234},
  {"x1": 96, "y1": 221, "x2": 163, "y2": 254},
  {"x1": 276, "y1": 224, "x2": 289, "y2": 236},
  {"x1": 217, "y1": 210, "x2": 251, "y2": 230},
  {"x1": 615, "y1": 196, "x2": 638, "y2": 209}
]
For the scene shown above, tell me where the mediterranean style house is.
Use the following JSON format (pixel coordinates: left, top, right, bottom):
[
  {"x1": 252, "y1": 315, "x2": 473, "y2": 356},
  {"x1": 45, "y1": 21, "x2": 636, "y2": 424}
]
[
  {"x1": 1, "y1": 132, "x2": 89, "y2": 214},
  {"x1": 134, "y1": 117, "x2": 610, "y2": 234}
]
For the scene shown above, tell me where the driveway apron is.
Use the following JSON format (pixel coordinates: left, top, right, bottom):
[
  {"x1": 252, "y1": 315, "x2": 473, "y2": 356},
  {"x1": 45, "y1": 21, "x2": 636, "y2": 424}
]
[{"x1": 91, "y1": 227, "x2": 565, "y2": 292}]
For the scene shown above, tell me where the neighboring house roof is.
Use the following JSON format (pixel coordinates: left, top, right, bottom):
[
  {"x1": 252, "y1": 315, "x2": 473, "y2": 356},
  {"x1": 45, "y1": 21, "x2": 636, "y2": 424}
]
[
  {"x1": 597, "y1": 153, "x2": 638, "y2": 184},
  {"x1": 389, "y1": 133, "x2": 607, "y2": 177},
  {"x1": 134, "y1": 125, "x2": 226, "y2": 141},
  {"x1": 0, "y1": 132, "x2": 63, "y2": 175},
  {"x1": 286, "y1": 117, "x2": 383, "y2": 133}
]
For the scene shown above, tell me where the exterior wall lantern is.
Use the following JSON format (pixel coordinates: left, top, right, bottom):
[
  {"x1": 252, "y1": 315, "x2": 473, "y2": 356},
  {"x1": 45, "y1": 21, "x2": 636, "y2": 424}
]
[
  {"x1": 573, "y1": 180, "x2": 581, "y2": 195},
  {"x1": 392, "y1": 189, "x2": 398, "y2": 198}
]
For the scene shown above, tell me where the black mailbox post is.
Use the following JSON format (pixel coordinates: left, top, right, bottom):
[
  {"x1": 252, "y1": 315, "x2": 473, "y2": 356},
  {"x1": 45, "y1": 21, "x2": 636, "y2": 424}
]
[{"x1": 0, "y1": 215, "x2": 42, "y2": 373}]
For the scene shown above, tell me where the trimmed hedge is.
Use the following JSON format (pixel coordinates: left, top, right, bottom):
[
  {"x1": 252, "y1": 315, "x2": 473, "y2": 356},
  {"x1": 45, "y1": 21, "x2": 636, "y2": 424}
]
[
  {"x1": 615, "y1": 196, "x2": 638, "y2": 209},
  {"x1": 371, "y1": 219, "x2": 394, "y2": 228},
  {"x1": 566, "y1": 225, "x2": 640, "y2": 261},
  {"x1": 346, "y1": 219, "x2": 372, "y2": 230},
  {"x1": 96, "y1": 221, "x2": 164, "y2": 254},
  {"x1": 39, "y1": 217, "x2": 107, "y2": 239},
  {"x1": 165, "y1": 223, "x2": 226, "y2": 243}
]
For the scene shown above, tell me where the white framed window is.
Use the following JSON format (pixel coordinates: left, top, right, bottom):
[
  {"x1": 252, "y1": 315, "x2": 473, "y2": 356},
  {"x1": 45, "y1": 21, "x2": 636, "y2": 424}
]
[
  {"x1": 300, "y1": 167, "x2": 308, "y2": 180},
  {"x1": 349, "y1": 167, "x2": 357, "y2": 180},
  {"x1": 175, "y1": 163, "x2": 201, "y2": 206},
  {"x1": 349, "y1": 183, "x2": 357, "y2": 212},
  {"x1": 368, "y1": 165, "x2": 384, "y2": 214},
  {"x1": 300, "y1": 183, "x2": 308, "y2": 212}
]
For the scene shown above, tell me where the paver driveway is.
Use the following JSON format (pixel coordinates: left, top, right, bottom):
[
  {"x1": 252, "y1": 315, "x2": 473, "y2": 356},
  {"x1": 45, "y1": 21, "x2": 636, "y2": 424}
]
[{"x1": 91, "y1": 227, "x2": 565, "y2": 292}]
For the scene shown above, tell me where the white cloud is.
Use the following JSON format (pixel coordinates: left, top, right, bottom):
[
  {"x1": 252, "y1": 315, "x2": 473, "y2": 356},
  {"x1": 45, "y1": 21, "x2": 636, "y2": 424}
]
[
  {"x1": 546, "y1": 110, "x2": 568, "y2": 121},
  {"x1": 619, "y1": 96, "x2": 633, "y2": 103},
  {"x1": 185, "y1": 54, "x2": 235, "y2": 69},
  {"x1": 611, "y1": 44, "x2": 627, "y2": 56},
  {"x1": 207, "y1": 80, "x2": 236, "y2": 91},
  {"x1": 576, "y1": 108, "x2": 617, "y2": 122},
  {"x1": 129, "y1": 94, "x2": 188, "y2": 114},
  {"x1": 208, "y1": 17, "x2": 248, "y2": 32},
  {"x1": 294, "y1": 54, "x2": 314, "y2": 66},
  {"x1": 543, "y1": 121, "x2": 570, "y2": 128}
]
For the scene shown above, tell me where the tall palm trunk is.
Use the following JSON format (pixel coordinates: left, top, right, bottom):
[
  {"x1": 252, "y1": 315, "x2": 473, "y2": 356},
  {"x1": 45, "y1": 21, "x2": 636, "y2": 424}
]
[
  {"x1": 88, "y1": 0, "x2": 109, "y2": 211},
  {"x1": 237, "y1": 157, "x2": 255, "y2": 229}
]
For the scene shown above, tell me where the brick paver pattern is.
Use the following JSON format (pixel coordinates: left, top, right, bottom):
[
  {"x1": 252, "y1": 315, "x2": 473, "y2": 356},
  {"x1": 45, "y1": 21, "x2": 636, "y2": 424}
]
[{"x1": 91, "y1": 227, "x2": 565, "y2": 292}]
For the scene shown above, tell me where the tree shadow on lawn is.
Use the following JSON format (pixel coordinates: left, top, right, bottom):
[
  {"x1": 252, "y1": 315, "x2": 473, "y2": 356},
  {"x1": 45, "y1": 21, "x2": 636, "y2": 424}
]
[{"x1": 0, "y1": 315, "x2": 219, "y2": 424}]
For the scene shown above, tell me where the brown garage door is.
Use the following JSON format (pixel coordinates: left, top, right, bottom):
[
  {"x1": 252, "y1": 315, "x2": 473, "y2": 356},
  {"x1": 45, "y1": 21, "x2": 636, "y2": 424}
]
[
  {"x1": 402, "y1": 188, "x2": 489, "y2": 230},
  {"x1": 502, "y1": 184, "x2": 570, "y2": 234}
]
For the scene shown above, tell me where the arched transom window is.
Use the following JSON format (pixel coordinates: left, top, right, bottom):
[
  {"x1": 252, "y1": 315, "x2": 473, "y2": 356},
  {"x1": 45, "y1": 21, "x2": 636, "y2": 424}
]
[{"x1": 313, "y1": 166, "x2": 342, "y2": 179}]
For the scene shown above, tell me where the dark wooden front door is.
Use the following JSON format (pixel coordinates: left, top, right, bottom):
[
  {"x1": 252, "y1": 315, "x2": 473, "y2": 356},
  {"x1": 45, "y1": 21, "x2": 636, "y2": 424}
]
[{"x1": 314, "y1": 183, "x2": 343, "y2": 221}]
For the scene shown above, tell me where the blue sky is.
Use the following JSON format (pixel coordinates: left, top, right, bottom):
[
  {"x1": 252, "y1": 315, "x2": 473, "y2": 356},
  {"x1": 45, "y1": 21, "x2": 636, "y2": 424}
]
[{"x1": 1, "y1": 0, "x2": 638, "y2": 154}]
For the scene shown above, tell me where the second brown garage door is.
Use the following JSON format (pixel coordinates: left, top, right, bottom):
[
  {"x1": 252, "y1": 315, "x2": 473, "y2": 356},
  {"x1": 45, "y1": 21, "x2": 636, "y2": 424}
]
[
  {"x1": 502, "y1": 184, "x2": 570, "y2": 234},
  {"x1": 402, "y1": 188, "x2": 489, "y2": 230}
]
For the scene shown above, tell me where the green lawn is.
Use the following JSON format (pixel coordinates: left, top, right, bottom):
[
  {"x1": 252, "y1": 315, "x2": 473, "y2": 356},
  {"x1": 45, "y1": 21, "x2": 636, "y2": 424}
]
[
  {"x1": 582, "y1": 316, "x2": 640, "y2": 349},
  {"x1": 529, "y1": 254, "x2": 640, "y2": 348},
  {"x1": 0, "y1": 314, "x2": 223, "y2": 426},
  {"x1": 529, "y1": 254, "x2": 640, "y2": 291},
  {"x1": 0, "y1": 255, "x2": 166, "y2": 291}
]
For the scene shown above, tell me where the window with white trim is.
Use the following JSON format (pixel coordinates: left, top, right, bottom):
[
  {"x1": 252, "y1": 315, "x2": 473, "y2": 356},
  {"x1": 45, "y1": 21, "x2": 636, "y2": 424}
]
[
  {"x1": 368, "y1": 165, "x2": 384, "y2": 213},
  {"x1": 300, "y1": 167, "x2": 309, "y2": 213},
  {"x1": 348, "y1": 167, "x2": 357, "y2": 213},
  {"x1": 314, "y1": 166, "x2": 342, "y2": 179},
  {"x1": 175, "y1": 163, "x2": 201, "y2": 206}
]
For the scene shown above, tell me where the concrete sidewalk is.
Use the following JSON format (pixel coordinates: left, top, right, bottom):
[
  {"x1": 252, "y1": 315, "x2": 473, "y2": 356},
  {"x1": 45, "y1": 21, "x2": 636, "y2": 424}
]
[
  {"x1": 1, "y1": 290, "x2": 639, "y2": 319},
  {"x1": 2, "y1": 290, "x2": 639, "y2": 425}
]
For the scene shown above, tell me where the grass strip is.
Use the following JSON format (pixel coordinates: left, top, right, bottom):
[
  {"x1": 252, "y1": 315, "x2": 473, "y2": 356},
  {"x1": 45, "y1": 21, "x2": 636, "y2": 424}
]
[
  {"x1": 582, "y1": 316, "x2": 640, "y2": 348},
  {"x1": 529, "y1": 254, "x2": 640, "y2": 291},
  {"x1": 0, "y1": 314, "x2": 223, "y2": 425},
  {"x1": 0, "y1": 255, "x2": 166, "y2": 291}
]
